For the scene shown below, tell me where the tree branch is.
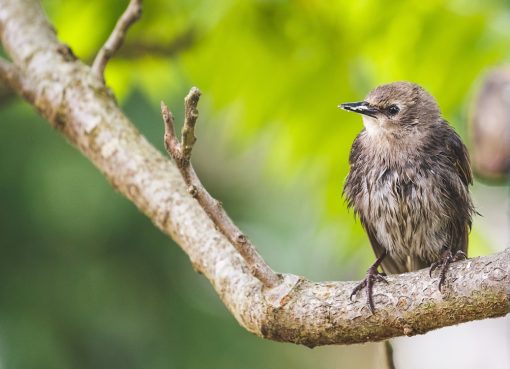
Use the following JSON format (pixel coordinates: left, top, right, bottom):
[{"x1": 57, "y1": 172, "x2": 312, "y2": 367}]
[
  {"x1": 0, "y1": 0, "x2": 508, "y2": 347},
  {"x1": 91, "y1": 0, "x2": 142, "y2": 82},
  {"x1": 161, "y1": 92, "x2": 282, "y2": 288}
]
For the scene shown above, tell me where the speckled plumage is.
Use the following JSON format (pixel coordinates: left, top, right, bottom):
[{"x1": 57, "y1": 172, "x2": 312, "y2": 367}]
[{"x1": 342, "y1": 82, "x2": 474, "y2": 275}]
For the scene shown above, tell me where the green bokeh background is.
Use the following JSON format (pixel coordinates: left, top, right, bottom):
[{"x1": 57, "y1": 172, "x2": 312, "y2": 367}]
[{"x1": 1, "y1": 0, "x2": 508, "y2": 368}]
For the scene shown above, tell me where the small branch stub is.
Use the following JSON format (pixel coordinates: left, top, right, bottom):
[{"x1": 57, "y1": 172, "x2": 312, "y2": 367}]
[
  {"x1": 181, "y1": 87, "x2": 201, "y2": 161},
  {"x1": 236, "y1": 233, "x2": 247, "y2": 244},
  {"x1": 92, "y1": 0, "x2": 143, "y2": 82},
  {"x1": 161, "y1": 87, "x2": 282, "y2": 288},
  {"x1": 187, "y1": 185, "x2": 198, "y2": 197},
  {"x1": 161, "y1": 101, "x2": 180, "y2": 160}
]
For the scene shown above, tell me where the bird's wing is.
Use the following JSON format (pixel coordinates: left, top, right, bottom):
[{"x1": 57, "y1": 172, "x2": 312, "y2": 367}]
[
  {"x1": 445, "y1": 122, "x2": 473, "y2": 187},
  {"x1": 443, "y1": 122, "x2": 473, "y2": 254}
]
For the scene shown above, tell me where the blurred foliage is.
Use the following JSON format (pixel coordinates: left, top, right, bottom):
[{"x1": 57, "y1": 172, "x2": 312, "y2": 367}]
[{"x1": 1, "y1": 0, "x2": 509, "y2": 368}]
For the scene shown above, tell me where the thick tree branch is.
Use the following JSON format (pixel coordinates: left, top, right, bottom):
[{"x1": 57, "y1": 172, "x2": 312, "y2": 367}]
[
  {"x1": 92, "y1": 0, "x2": 142, "y2": 82},
  {"x1": 0, "y1": 0, "x2": 509, "y2": 347}
]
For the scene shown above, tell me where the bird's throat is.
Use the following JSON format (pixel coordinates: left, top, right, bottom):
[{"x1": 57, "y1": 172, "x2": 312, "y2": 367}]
[{"x1": 362, "y1": 115, "x2": 382, "y2": 135}]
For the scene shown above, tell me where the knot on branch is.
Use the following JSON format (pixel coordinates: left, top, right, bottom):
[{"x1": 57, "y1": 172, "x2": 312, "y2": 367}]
[{"x1": 236, "y1": 233, "x2": 247, "y2": 245}]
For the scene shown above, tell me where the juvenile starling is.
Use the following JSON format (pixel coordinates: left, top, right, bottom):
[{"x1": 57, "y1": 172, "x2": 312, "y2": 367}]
[{"x1": 340, "y1": 82, "x2": 474, "y2": 313}]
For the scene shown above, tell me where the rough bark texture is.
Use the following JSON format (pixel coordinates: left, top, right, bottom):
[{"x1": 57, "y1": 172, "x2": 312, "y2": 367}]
[{"x1": 0, "y1": 0, "x2": 509, "y2": 347}]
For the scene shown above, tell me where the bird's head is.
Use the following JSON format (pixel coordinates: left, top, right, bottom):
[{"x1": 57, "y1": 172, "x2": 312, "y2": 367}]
[{"x1": 339, "y1": 82, "x2": 441, "y2": 138}]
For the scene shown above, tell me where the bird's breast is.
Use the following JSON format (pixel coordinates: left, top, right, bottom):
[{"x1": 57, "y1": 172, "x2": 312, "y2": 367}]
[{"x1": 348, "y1": 163, "x2": 444, "y2": 265}]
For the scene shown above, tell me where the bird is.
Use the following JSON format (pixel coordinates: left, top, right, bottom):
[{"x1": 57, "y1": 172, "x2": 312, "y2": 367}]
[{"x1": 339, "y1": 81, "x2": 474, "y2": 313}]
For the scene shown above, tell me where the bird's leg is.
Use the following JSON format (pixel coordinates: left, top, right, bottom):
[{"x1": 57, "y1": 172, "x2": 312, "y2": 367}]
[
  {"x1": 429, "y1": 246, "x2": 467, "y2": 291},
  {"x1": 350, "y1": 251, "x2": 388, "y2": 314}
]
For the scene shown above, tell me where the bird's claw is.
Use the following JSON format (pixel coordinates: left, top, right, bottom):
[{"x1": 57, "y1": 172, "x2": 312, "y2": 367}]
[
  {"x1": 429, "y1": 249, "x2": 467, "y2": 291},
  {"x1": 350, "y1": 265, "x2": 388, "y2": 314}
]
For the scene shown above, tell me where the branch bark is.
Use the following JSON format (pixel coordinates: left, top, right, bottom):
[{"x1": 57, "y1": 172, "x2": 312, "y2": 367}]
[{"x1": 0, "y1": 0, "x2": 509, "y2": 347}]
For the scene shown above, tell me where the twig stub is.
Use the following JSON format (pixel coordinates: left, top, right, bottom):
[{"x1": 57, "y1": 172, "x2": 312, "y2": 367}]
[
  {"x1": 181, "y1": 87, "x2": 201, "y2": 160},
  {"x1": 160, "y1": 101, "x2": 181, "y2": 162}
]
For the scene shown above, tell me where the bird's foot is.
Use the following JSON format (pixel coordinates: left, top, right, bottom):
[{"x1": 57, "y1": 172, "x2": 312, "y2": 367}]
[
  {"x1": 429, "y1": 248, "x2": 466, "y2": 291},
  {"x1": 350, "y1": 265, "x2": 388, "y2": 314}
]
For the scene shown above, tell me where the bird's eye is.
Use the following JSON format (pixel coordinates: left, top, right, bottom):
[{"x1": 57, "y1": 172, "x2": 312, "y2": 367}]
[{"x1": 387, "y1": 105, "x2": 400, "y2": 116}]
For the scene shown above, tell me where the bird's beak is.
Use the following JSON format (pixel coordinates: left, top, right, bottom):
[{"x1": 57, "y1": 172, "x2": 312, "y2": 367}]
[{"x1": 338, "y1": 101, "x2": 379, "y2": 118}]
